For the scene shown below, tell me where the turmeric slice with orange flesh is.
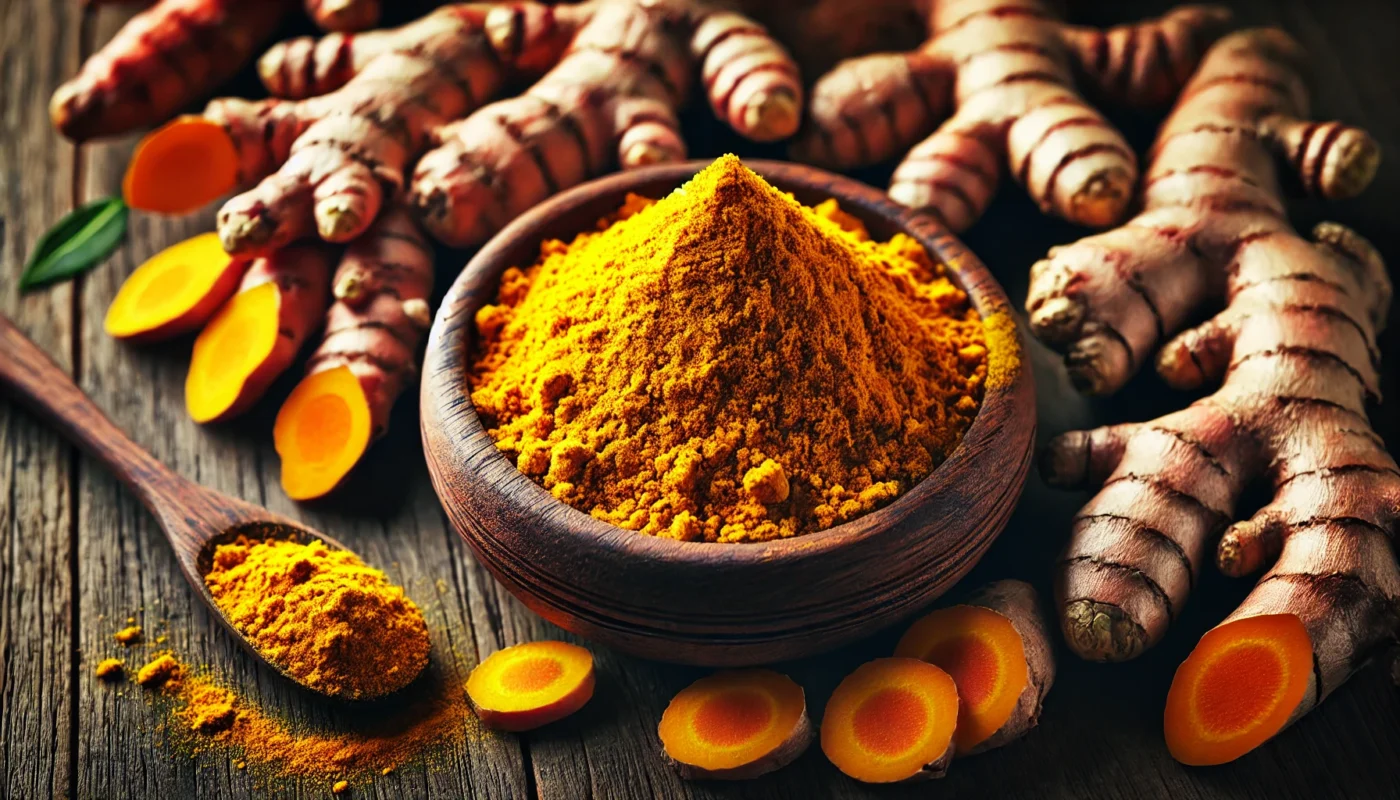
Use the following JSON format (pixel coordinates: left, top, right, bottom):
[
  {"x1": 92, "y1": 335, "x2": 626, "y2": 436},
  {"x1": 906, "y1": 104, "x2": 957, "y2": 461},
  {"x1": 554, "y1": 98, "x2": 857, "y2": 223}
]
[
  {"x1": 821, "y1": 658, "x2": 959, "y2": 783},
  {"x1": 275, "y1": 205, "x2": 434, "y2": 500},
  {"x1": 658, "y1": 669, "x2": 812, "y2": 780},
  {"x1": 895, "y1": 580, "x2": 1055, "y2": 755},
  {"x1": 123, "y1": 117, "x2": 240, "y2": 215},
  {"x1": 186, "y1": 245, "x2": 333, "y2": 424},
  {"x1": 105, "y1": 232, "x2": 248, "y2": 343},
  {"x1": 466, "y1": 641, "x2": 594, "y2": 732},
  {"x1": 1164, "y1": 614, "x2": 1313, "y2": 766}
]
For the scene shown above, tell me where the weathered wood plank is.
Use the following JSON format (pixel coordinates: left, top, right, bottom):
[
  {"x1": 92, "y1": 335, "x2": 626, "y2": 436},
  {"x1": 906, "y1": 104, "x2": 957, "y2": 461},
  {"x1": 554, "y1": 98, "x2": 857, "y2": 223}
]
[{"x1": 0, "y1": 0, "x2": 81, "y2": 798}]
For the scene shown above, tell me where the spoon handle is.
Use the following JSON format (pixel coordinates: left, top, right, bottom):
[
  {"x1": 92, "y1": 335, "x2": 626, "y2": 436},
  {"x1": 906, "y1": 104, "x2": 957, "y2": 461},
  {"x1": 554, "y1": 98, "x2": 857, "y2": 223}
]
[{"x1": 0, "y1": 313, "x2": 183, "y2": 506}]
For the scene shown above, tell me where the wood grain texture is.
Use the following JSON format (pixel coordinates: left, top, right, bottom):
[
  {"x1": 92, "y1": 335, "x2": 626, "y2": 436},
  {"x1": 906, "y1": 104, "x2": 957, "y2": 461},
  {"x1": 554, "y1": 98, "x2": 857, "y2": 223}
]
[
  {"x1": 422, "y1": 160, "x2": 1036, "y2": 666},
  {"x1": 0, "y1": 0, "x2": 80, "y2": 797},
  {"x1": 0, "y1": 0, "x2": 1395, "y2": 798}
]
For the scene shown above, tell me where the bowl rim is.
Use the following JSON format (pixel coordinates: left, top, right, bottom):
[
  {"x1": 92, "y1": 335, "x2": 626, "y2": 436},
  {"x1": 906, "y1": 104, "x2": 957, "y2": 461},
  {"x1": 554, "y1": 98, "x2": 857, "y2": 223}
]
[{"x1": 421, "y1": 159, "x2": 1030, "y2": 568}]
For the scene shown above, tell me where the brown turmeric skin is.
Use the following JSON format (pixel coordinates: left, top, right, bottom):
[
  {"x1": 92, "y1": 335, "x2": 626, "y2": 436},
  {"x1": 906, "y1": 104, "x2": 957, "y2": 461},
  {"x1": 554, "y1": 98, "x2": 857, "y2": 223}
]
[
  {"x1": 204, "y1": 537, "x2": 429, "y2": 699},
  {"x1": 470, "y1": 156, "x2": 987, "y2": 543}
]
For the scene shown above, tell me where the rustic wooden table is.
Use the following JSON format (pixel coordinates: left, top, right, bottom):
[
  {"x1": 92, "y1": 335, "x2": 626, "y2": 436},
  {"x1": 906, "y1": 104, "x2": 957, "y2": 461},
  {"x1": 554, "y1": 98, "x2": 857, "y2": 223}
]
[{"x1": 3, "y1": 0, "x2": 1398, "y2": 797}]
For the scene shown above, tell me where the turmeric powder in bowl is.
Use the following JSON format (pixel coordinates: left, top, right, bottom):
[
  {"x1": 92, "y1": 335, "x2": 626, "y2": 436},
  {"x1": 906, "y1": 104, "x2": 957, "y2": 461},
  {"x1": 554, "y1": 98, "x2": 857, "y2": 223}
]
[
  {"x1": 204, "y1": 537, "x2": 429, "y2": 700},
  {"x1": 469, "y1": 156, "x2": 988, "y2": 543}
]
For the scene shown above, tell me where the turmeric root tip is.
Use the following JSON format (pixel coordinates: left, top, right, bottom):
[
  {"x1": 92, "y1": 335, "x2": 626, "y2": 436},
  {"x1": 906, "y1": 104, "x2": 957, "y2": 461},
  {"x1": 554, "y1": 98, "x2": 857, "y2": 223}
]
[
  {"x1": 820, "y1": 658, "x2": 959, "y2": 783},
  {"x1": 658, "y1": 669, "x2": 812, "y2": 780},
  {"x1": 1165, "y1": 614, "x2": 1313, "y2": 766},
  {"x1": 466, "y1": 641, "x2": 595, "y2": 732},
  {"x1": 124, "y1": 117, "x2": 239, "y2": 215},
  {"x1": 105, "y1": 232, "x2": 247, "y2": 343},
  {"x1": 895, "y1": 580, "x2": 1054, "y2": 755},
  {"x1": 274, "y1": 365, "x2": 373, "y2": 501}
]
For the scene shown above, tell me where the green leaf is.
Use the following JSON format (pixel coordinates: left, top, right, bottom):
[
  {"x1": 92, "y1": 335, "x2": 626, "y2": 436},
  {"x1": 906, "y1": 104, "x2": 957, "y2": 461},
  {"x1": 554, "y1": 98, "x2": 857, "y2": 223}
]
[{"x1": 20, "y1": 197, "x2": 129, "y2": 291}]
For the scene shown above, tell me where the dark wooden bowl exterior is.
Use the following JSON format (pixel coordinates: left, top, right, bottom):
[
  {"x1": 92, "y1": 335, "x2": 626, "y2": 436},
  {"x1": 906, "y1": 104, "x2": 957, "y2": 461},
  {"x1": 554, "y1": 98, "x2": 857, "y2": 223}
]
[{"x1": 421, "y1": 161, "x2": 1036, "y2": 666}]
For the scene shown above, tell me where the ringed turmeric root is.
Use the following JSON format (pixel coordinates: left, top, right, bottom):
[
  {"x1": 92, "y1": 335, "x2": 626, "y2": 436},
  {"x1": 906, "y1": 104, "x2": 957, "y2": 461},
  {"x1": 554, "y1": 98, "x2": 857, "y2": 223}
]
[
  {"x1": 275, "y1": 205, "x2": 434, "y2": 501},
  {"x1": 1033, "y1": 30, "x2": 1400, "y2": 762},
  {"x1": 790, "y1": 0, "x2": 1229, "y2": 232},
  {"x1": 821, "y1": 658, "x2": 959, "y2": 783},
  {"x1": 895, "y1": 580, "x2": 1054, "y2": 755},
  {"x1": 465, "y1": 641, "x2": 595, "y2": 731},
  {"x1": 50, "y1": 0, "x2": 288, "y2": 142},
  {"x1": 658, "y1": 670, "x2": 812, "y2": 780},
  {"x1": 124, "y1": 0, "x2": 802, "y2": 252},
  {"x1": 186, "y1": 244, "x2": 334, "y2": 424}
]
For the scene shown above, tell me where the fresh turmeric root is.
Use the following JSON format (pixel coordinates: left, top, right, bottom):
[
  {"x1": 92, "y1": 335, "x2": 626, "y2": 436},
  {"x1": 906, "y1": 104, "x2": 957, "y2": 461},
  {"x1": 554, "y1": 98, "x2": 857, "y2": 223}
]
[
  {"x1": 123, "y1": 0, "x2": 801, "y2": 252},
  {"x1": 465, "y1": 641, "x2": 595, "y2": 731},
  {"x1": 50, "y1": 0, "x2": 392, "y2": 142},
  {"x1": 275, "y1": 205, "x2": 434, "y2": 500},
  {"x1": 105, "y1": 232, "x2": 247, "y2": 343},
  {"x1": 186, "y1": 244, "x2": 333, "y2": 424},
  {"x1": 821, "y1": 657, "x2": 959, "y2": 783},
  {"x1": 895, "y1": 580, "x2": 1054, "y2": 755},
  {"x1": 1033, "y1": 30, "x2": 1400, "y2": 763},
  {"x1": 790, "y1": 0, "x2": 1229, "y2": 232},
  {"x1": 658, "y1": 670, "x2": 812, "y2": 780}
]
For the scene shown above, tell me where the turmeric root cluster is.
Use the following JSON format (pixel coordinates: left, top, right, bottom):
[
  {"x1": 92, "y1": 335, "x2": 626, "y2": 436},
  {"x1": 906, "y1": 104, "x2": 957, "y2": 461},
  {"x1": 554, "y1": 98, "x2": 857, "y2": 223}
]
[{"x1": 1033, "y1": 30, "x2": 1399, "y2": 765}]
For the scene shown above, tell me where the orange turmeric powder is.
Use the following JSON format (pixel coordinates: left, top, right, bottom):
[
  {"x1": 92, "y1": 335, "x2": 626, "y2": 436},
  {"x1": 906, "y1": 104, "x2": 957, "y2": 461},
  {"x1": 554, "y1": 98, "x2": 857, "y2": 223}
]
[
  {"x1": 470, "y1": 156, "x2": 987, "y2": 543},
  {"x1": 132, "y1": 653, "x2": 476, "y2": 781},
  {"x1": 203, "y1": 537, "x2": 429, "y2": 700}
]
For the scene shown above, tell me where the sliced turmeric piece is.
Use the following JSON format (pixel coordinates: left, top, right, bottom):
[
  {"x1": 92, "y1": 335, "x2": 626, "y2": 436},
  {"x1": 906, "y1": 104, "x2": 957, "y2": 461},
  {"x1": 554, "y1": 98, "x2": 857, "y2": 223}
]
[
  {"x1": 658, "y1": 669, "x2": 812, "y2": 780},
  {"x1": 1164, "y1": 614, "x2": 1313, "y2": 766},
  {"x1": 186, "y1": 245, "x2": 333, "y2": 424},
  {"x1": 123, "y1": 116, "x2": 240, "y2": 215},
  {"x1": 895, "y1": 580, "x2": 1055, "y2": 755},
  {"x1": 274, "y1": 206, "x2": 434, "y2": 500},
  {"x1": 821, "y1": 657, "x2": 959, "y2": 783},
  {"x1": 466, "y1": 641, "x2": 594, "y2": 732},
  {"x1": 105, "y1": 232, "x2": 248, "y2": 343}
]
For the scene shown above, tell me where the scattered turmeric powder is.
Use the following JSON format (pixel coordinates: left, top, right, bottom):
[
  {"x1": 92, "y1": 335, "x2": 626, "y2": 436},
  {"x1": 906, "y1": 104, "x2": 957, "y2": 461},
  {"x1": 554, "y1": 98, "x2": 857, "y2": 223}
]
[
  {"x1": 114, "y1": 625, "x2": 143, "y2": 645},
  {"x1": 136, "y1": 654, "x2": 182, "y2": 687},
  {"x1": 471, "y1": 156, "x2": 988, "y2": 542},
  {"x1": 203, "y1": 537, "x2": 429, "y2": 700},
  {"x1": 95, "y1": 658, "x2": 125, "y2": 681},
  {"x1": 134, "y1": 653, "x2": 478, "y2": 781},
  {"x1": 332, "y1": 779, "x2": 350, "y2": 794}
]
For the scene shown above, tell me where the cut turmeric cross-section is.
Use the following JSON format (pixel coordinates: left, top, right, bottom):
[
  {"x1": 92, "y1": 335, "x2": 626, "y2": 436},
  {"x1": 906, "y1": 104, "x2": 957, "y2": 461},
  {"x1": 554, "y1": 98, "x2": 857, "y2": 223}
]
[
  {"x1": 123, "y1": 117, "x2": 240, "y2": 215},
  {"x1": 895, "y1": 580, "x2": 1055, "y2": 755},
  {"x1": 820, "y1": 658, "x2": 958, "y2": 783},
  {"x1": 1164, "y1": 614, "x2": 1313, "y2": 766},
  {"x1": 186, "y1": 245, "x2": 333, "y2": 424},
  {"x1": 105, "y1": 232, "x2": 247, "y2": 343},
  {"x1": 465, "y1": 641, "x2": 594, "y2": 732},
  {"x1": 658, "y1": 669, "x2": 811, "y2": 780},
  {"x1": 275, "y1": 365, "x2": 373, "y2": 501}
]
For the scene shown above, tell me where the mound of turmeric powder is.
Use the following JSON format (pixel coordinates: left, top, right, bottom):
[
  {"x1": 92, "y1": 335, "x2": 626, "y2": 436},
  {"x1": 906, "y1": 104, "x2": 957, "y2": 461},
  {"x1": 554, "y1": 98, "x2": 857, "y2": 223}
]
[
  {"x1": 204, "y1": 537, "x2": 429, "y2": 699},
  {"x1": 470, "y1": 156, "x2": 987, "y2": 543}
]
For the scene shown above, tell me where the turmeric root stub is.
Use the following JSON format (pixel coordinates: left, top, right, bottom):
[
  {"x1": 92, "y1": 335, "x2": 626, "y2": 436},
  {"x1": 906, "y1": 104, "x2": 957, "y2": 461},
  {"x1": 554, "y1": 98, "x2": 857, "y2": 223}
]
[
  {"x1": 659, "y1": 669, "x2": 812, "y2": 780},
  {"x1": 1165, "y1": 614, "x2": 1313, "y2": 765},
  {"x1": 466, "y1": 641, "x2": 595, "y2": 731},
  {"x1": 821, "y1": 658, "x2": 959, "y2": 783}
]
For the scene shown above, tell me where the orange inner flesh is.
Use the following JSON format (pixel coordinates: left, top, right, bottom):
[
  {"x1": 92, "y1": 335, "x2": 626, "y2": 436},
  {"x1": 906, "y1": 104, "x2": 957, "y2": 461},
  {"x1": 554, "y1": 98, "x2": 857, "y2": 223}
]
[
  {"x1": 821, "y1": 658, "x2": 958, "y2": 783},
  {"x1": 1165, "y1": 614, "x2": 1313, "y2": 766},
  {"x1": 123, "y1": 117, "x2": 239, "y2": 215},
  {"x1": 851, "y1": 686, "x2": 929, "y2": 757},
  {"x1": 105, "y1": 232, "x2": 239, "y2": 338},
  {"x1": 894, "y1": 605, "x2": 1026, "y2": 751},
  {"x1": 275, "y1": 365, "x2": 373, "y2": 501},
  {"x1": 186, "y1": 282, "x2": 280, "y2": 423},
  {"x1": 659, "y1": 669, "x2": 805, "y2": 772},
  {"x1": 466, "y1": 641, "x2": 594, "y2": 715}
]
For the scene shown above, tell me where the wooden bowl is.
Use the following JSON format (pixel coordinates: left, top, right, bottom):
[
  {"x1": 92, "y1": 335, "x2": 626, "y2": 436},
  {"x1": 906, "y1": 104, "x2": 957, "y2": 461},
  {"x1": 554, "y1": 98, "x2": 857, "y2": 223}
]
[{"x1": 421, "y1": 160, "x2": 1036, "y2": 666}]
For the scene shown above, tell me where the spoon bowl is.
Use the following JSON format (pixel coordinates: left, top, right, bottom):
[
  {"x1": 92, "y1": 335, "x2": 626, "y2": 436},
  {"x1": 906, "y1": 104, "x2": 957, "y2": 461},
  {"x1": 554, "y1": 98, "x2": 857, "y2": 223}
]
[{"x1": 0, "y1": 313, "x2": 421, "y2": 701}]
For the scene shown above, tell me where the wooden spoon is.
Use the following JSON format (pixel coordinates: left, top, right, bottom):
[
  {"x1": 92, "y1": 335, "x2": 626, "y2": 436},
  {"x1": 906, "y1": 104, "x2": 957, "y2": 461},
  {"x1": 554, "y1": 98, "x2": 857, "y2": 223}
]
[{"x1": 0, "y1": 312, "x2": 425, "y2": 700}]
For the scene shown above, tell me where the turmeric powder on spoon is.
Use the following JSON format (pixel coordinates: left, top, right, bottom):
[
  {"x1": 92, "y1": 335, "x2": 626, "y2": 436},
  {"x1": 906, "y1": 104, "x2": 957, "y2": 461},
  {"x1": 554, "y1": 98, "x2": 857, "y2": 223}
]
[
  {"x1": 470, "y1": 156, "x2": 988, "y2": 542},
  {"x1": 204, "y1": 537, "x2": 429, "y2": 700}
]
